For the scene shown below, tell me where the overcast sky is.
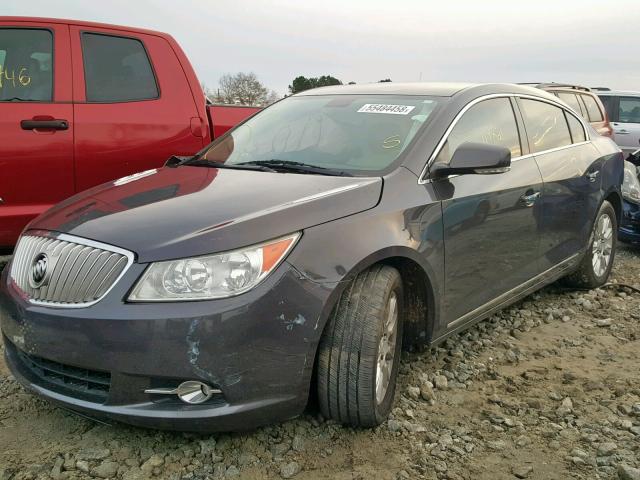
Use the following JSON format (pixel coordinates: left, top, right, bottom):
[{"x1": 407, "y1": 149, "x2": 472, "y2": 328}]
[{"x1": 5, "y1": 0, "x2": 639, "y2": 95}]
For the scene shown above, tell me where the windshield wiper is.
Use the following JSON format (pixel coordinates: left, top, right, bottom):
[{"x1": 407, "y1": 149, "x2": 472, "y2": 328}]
[
  {"x1": 175, "y1": 157, "x2": 277, "y2": 173},
  {"x1": 237, "y1": 160, "x2": 352, "y2": 177}
]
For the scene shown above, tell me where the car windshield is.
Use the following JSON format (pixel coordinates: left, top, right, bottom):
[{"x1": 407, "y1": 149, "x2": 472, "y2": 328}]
[{"x1": 199, "y1": 94, "x2": 442, "y2": 175}]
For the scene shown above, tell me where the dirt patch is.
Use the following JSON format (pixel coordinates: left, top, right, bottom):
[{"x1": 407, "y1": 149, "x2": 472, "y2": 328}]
[{"x1": 1, "y1": 247, "x2": 639, "y2": 480}]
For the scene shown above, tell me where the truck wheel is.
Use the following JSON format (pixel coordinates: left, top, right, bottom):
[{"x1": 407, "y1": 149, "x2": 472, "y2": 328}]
[
  {"x1": 317, "y1": 265, "x2": 403, "y2": 427},
  {"x1": 564, "y1": 200, "x2": 617, "y2": 288}
]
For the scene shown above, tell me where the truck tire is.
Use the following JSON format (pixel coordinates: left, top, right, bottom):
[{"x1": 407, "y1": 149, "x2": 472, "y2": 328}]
[
  {"x1": 564, "y1": 200, "x2": 617, "y2": 289},
  {"x1": 317, "y1": 265, "x2": 403, "y2": 427}
]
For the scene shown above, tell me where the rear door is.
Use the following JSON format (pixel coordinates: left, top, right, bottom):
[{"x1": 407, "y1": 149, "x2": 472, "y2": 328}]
[
  {"x1": 612, "y1": 96, "x2": 640, "y2": 157},
  {"x1": 518, "y1": 97, "x2": 601, "y2": 270},
  {"x1": 70, "y1": 25, "x2": 202, "y2": 191},
  {"x1": 0, "y1": 22, "x2": 74, "y2": 247}
]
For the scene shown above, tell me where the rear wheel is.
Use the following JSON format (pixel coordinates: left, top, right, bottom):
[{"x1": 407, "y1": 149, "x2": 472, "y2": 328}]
[
  {"x1": 564, "y1": 200, "x2": 617, "y2": 288},
  {"x1": 317, "y1": 265, "x2": 403, "y2": 427}
]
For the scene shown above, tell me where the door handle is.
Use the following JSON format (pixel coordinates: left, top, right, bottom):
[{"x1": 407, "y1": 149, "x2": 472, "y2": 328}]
[
  {"x1": 20, "y1": 119, "x2": 69, "y2": 130},
  {"x1": 586, "y1": 170, "x2": 600, "y2": 183},
  {"x1": 615, "y1": 129, "x2": 629, "y2": 135},
  {"x1": 519, "y1": 191, "x2": 540, "y2": 207}
]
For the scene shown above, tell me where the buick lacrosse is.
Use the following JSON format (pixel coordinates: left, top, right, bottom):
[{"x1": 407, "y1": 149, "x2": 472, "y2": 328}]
[{"x1": 0, "y1": 83, "x2": 623, "y2": 431}]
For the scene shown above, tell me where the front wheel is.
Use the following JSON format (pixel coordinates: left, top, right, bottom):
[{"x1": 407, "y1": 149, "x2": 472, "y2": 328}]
[
  {"x1": 564, "y1": 200, "x2": 617, "y2": 288},
  {"x1": 317, "y1": 265, "x2": 403, "y2": 427}
]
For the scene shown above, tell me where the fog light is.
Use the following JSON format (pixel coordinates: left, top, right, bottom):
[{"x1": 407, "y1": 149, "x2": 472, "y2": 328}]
[
  {"x1": 144, "y1": 380, "x2": 221, "y2": 404},
  {"x1": 176, "y1": 381, "x2": 214, "y2": 404}
]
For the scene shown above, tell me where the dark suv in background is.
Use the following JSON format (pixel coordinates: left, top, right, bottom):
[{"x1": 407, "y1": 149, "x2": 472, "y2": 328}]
[{"x1": 524, "y1": 83, "x2": 614, "y2": 138}]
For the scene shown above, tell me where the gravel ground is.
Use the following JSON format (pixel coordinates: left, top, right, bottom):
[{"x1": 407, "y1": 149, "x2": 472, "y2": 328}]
[{"x1": 1, "y1": 247, "x2": 639, "y2": 480}]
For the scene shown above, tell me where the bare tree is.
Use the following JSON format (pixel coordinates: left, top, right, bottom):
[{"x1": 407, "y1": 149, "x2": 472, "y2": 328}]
[
  {"x1": 201, "y1": 83, "x2": 219, "y2": 102},
  {"x1": 265, "y1": 90, "x2": 281, "y2": 105},
  {"x1": 219, "y1": 72, "x2": 268, "y2": 106}
]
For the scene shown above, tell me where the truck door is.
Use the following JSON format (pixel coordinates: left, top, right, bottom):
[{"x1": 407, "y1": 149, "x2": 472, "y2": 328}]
[
  {"x1": 0, "y1": 22, "x2": 74, "y2": 247},
  {"x1": 70, "y1": 26, "x2": 203, "y2": 192}
]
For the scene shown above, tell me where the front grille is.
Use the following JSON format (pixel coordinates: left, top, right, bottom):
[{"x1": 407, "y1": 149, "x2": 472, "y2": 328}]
[
  {"x1": 10, "y1": 233, "x2": 132, "y2": 307},
  {"x1": 17, "y1": 349, "x2": 111, "y2": 403}
]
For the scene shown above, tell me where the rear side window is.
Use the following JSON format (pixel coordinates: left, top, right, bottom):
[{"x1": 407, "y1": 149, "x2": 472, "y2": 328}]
[
  {"x1": 581, "y1": 94, "x2": 604, "y2": 122},
  {"x1": 565, "y1": 112, "x2": 586, "y2": 143},
  {"x1": 557, "y1": 92, "x2": 584, "y2": 116},
  {"x1": 81, "y1": 33, "x2": 158, "y2": 102},
  {"x1": 0, "y1": 28, "x2": 53, "y2": 102},
  {"x1": 520, "y1": 99, "x2": 572, "y2": 153},
  {"x1": 434, "y1": 98, "x2": 522, "y2": 163},
  {"x1": 619, "y1": 97, "x2": 640, "y2": 124}
]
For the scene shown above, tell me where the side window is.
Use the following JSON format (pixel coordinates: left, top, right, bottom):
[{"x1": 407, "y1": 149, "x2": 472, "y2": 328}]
[
  {"x1": 619, "y1": 97, "x2": 640, "y2": 124},
  {"x1": 565, "y1": 112, "x2": 586, "y2": 143},
  {"x1": 81, "y1": 33, "x2": 158, "y2": 102},
  {"x1": 581, "y1": 94, "x2": 604, "y2": 122},
  {"x1": 0, "y1": 28, "x2": 53, "y2": 102},
  {"x1": 598, "y1": 95, "x2": 615, "y2": 121},
  {"x1": 520, "y1": 99, "x2": 572, "y2": 153},
  {"x1": 435, "y1": 98, "x2": 521, "y2": 163},
  {"x1": 557, "y1": 92, "x2": 584, "y2": 116}
]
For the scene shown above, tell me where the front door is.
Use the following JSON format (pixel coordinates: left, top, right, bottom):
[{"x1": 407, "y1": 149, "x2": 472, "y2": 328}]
[
  {"x1": 429, "y1": 97, "x2": 544, "y2": 328},
  {"x1": 0, "y1": 22, "x2": 74, "y2": 247}
]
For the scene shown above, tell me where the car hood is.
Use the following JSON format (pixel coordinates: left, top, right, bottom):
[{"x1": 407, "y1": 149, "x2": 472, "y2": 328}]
[{"x1": 30, "y1": 166, "x2": 382, "y2": 262}]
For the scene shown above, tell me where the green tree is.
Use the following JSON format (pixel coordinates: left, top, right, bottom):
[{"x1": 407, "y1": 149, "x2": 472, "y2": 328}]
[
  {"x1": 289, "y1": 76, "x2": 314, "y2": 94},
  {"x1": 288, "y1": 75, "x2": 342, "y2": 94}
]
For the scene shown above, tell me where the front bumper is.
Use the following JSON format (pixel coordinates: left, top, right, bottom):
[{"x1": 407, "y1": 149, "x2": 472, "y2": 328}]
[
  {"x1": 0, "y1": 260, "x2": 332, "y2": 431},
  {"x1": 619, "y1": 198, "x2": 640, "y2": 244}
]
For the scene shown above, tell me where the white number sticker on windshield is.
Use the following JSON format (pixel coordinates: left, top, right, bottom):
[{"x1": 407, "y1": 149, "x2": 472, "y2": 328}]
[{"x1": 357, "y1": 104, "x2": 415, "y2": 115}]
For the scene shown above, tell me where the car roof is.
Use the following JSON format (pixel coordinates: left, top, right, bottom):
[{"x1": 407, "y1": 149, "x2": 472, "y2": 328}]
[
  {"x1": 295, "y1": 82, "x2": 553, "y2": 99},
  {"x1": 295, "y1": 82, "x2": 475, "y2": 97},
  {"x1": 0, "y1": 16, "x2": 170, "y2": 39}
]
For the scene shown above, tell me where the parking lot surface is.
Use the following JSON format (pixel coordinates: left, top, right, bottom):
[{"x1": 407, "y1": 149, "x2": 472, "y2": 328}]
[{"x1": 0, "y1": 247, "x2": 639, "y2": 480}]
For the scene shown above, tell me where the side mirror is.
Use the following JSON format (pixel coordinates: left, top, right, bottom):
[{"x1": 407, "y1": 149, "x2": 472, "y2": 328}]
[{"x1": 430, "y1": 142, "x2": 511, "y2": 178}]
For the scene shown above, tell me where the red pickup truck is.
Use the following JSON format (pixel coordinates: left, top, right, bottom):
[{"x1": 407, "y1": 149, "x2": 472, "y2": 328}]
[{"x1": 0, "y1": 17, "x2": 260, "y2": 248}]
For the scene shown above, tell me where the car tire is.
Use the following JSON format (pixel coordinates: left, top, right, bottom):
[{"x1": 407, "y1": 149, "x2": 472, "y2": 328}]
[
  {"x1": 317, "y1": 265, "x2": 403, "y2": 427},
  {"x1": 564, "y1": 200, "x2": 617, "y2": 289}
]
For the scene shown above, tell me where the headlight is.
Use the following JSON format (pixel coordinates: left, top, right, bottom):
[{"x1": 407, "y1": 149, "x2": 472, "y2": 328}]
[
  {"x1": 128, "y1": 233, "x2": 300, "y2": 301},
  {"x1": 622, "y1": 161, "x2": 640, "y2": 203}
]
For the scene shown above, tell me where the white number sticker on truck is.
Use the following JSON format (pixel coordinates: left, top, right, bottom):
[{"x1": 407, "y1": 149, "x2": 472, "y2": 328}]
[{"x1": 357, "y1": 104, "x2": 416, "y2": 115}]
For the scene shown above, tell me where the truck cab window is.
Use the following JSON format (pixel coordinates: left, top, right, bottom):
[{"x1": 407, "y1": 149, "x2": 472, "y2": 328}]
[
  {"x1": 0, "y1": 28, "x2": 53, "y2": 102},
  {"x1": 81, "y1": 33, "x2": 159, "y2": 102}
]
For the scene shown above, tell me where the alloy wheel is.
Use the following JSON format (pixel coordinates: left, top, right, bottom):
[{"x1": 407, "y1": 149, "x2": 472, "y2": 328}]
[
  {"x1": 592, "y1": 213, "x2": 613, "y2": 277},
  {"x1": 376, "y1": 291, "x2": 398, "y2": 405}
]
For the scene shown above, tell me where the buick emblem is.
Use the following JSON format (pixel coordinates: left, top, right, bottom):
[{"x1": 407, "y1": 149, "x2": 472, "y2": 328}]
[{"x1": 30, "y1": 253, "x2": 49, "y2": 288}]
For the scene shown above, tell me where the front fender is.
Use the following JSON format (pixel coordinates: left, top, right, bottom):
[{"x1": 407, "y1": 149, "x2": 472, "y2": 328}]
[{"x1": 286, "y1": 173, "x2": 444, "y2": 345}]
